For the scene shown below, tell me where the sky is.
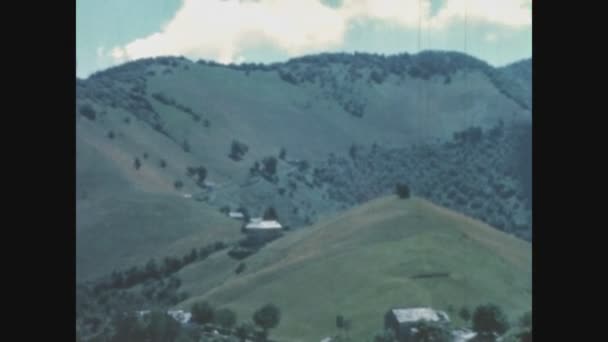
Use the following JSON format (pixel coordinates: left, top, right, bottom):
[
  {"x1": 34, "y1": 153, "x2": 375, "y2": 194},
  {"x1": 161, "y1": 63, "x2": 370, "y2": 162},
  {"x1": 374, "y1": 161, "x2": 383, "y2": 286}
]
[{"x1": 76, "y1": 0, "x2": 532, "y2": 78}]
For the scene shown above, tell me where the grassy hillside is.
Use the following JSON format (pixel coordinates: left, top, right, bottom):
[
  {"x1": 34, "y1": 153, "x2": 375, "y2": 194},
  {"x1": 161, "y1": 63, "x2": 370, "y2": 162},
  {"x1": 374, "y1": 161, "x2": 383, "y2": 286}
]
[
  {"x1": 174, "y1": 196, "x2": 531, "y2": 341},
  {"x1": 76, "y1": 189, "x2": 243, "y2": 281},
  {"x1": 76, "y1": 52, "x2": 532, "y2": 245},
  {"x1": 76, "y1": 121, "x2": 243, "y2": 281},
  {"x1": 500, "y1": 58, "x2": 532, "y2": 105}
]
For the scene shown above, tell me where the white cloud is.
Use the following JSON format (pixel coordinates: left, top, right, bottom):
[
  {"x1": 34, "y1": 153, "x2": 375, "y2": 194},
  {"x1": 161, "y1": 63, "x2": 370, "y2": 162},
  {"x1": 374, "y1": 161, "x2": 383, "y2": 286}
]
[
  {"x1": 429, "y1": 0, "x2": 532, "y2": 29},
  {"x1": 108, "y1": 0, "x2": 531, "y2": 64},
  {"x1": 111, "y1": 47, "x2": 128, "y2": 61}
]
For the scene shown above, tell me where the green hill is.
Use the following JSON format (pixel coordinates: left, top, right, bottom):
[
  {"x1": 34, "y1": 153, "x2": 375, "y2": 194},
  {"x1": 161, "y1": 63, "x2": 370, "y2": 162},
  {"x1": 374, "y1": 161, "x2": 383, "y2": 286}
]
[
  {"x1": 173, "y1": 196, "x2": 531, "y2": 341},
  {"x1": 77, "y1": 122, "x2": 243, "y2": 281},
  {"x1": 76, "y1": 51, "x2": 532, "y2": 255}
]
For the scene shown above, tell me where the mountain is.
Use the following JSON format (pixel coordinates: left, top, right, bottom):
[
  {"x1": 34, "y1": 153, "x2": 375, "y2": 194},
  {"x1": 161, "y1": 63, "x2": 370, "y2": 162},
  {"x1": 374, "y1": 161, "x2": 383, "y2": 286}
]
[
  {"x1": 173, "y1": 195, "x2": 532, "y2": 341},
  {"x1": 76, "y1": 51, "x2": 532, "y2": 281}
]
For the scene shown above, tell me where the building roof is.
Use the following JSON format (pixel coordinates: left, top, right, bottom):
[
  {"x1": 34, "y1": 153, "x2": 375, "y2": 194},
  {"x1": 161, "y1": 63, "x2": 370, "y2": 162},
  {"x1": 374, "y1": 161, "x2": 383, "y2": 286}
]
[
  {"x1": 390, "y1": 308, "x2": 449, "y2": 323},
  {"x1": 167, "y1": 310, "x2": 192, "y2": 324},
  {"x1": 228, "y1": 211, "x2": 245, "y2": 219},
  {"x1": 245, "y1": 219, "x2": 282, "y2": 230}
]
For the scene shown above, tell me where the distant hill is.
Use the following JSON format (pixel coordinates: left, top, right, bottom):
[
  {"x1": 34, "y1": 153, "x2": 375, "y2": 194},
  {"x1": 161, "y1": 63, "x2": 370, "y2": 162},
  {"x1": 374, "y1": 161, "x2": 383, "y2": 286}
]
[
  {"x1": 76, "y1": 51, "x2": 532, "y2": 280},
  {"x1": 173, "y1": 196, "x2": 531, "y2": 342},
  {"x1": 500, "y1": 58, "x2": 532, "y2": 107}
]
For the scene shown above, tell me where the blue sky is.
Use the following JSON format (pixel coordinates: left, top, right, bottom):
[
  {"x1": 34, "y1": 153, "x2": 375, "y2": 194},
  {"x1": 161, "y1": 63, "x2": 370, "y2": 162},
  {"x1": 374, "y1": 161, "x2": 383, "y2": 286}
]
[{"x1": 77, "y1": 0, "x2": 532, "y2": 78}]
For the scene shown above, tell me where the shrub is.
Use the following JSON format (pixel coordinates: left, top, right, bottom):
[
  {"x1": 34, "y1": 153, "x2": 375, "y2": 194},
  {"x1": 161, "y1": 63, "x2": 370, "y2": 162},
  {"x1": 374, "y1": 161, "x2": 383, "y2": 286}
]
[
  {"x1": 144, "y1": 259, "x2": 159, "y2": 279},
  {"x1": 191, "y1": 301, "x2": 215, "y2": 325},
  {"x1": 134, "y1": 158, "x2": 141, "y2": 170},
  {"x1": 370, "y1": 70, "x2": 385, "y2": 84},
  {"x1": 298, "y1": 160, "x2": 310, "y2": 172},
  {"x1": 395, "y1": 183, "x2": 410, "y2": 199},
  {"x1": 159, "y1": 159, "x2": 167, "y2": 168},
  {"x1": 236, "y1": 321, "x2": 256, "y2": 341},
  {"x1": 107, "y1": 131, "x2": 115, "y2": 139},
  {"x1": 278, "y1": 70, "x2": 298, "y2": 84},
  {"x1": 411, "y1": 320, "x2": 451, "y2": 342},
  {"x1": 263, "y1": 207, "x2": 278, "y2": 220},
  {"x1": 214, "y1": 308, "x2": 237, "y2": 329},
  {"x1": 262, "y1": 157, "x2": 278, "y2": 176},
  {"x1": 229, "y1": 140, "x2": 249, "y2": 161},
  {"x1": 79, "y1": 104, "x2": 96, "y2": 120},
  {"x1": 228, "y1": 247, "x2": 257, "y2": 260},
  {"x1": 235, "y1": 262, "x2": 246, "y2": 274},
  {"x1": 249, "y1": 161, "x2": 260, "y2": 176},
  {"x1": 279, "y1": 148, "x2": 286, "y2": 160},
  {"x1": 349, "y1": 144, "x2": 358, "y2": 159},
  {"x1": 459, "y1": 307, "x2": 472, "y2": 322},
  {"x1": 182, "y1": 140, "x2": 190, "y2": 153},
  {"x1": 174, "y1": 180, "x2": 183, "y2": 189},
  {"x1": 336, "y1": 315, "x2": 345, "y2": 329},
  {"x1": 472, "y1": 304, "x2": 510, "y2": 337},
  {"x1": 187, "y1": 166, "x2": 207, "y2": 185},
  {"x1": 253, "y1": 304, "x2": 281, "y2": 337}
]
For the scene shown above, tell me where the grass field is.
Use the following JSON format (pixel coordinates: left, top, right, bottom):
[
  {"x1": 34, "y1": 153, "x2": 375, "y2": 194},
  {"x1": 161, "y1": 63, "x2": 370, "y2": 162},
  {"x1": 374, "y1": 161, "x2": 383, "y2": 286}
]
[{"x1": 173, "y1": 196, "x2": 531, "y2": 341}]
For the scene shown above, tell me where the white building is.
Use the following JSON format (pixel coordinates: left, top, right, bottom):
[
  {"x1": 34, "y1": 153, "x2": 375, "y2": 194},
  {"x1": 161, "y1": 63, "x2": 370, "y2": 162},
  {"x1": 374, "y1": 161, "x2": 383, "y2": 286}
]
[
  {"x1": 244, "y1": 218, "x2": 283, "y2": 230},
  {"x1": 390, "y1": 308, "x2": 449, "y2": 323},
  {"x1": 385, "y1": 307, "x2": 450, "y2": 341}
]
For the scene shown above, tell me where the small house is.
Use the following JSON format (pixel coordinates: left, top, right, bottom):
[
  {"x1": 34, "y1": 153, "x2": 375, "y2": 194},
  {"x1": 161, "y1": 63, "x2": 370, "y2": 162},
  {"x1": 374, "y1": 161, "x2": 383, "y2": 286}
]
[
  {"x1": 384, "y1": 307, "x2": 450, "y2": 342},
  {"x1": 242, "y1": 217, "x2": 284, "y2": 241},
  {"x1": 244, "y1": 218, "x2": 283, "y2": 230}
]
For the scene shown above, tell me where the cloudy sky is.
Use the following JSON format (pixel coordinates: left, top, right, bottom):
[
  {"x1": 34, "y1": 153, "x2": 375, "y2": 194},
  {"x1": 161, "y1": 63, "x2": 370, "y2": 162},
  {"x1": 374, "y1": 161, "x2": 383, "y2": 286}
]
[{"x1": 76, "y1": 0, "x2": 531, "y2": 78}]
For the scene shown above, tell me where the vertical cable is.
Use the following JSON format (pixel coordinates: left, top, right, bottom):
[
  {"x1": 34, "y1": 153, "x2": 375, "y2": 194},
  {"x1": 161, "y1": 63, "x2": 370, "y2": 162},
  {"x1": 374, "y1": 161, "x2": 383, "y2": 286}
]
[{"x1": 425, "y1": 1, "x2": 431, "y2": 142}]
